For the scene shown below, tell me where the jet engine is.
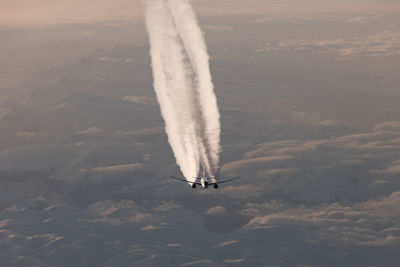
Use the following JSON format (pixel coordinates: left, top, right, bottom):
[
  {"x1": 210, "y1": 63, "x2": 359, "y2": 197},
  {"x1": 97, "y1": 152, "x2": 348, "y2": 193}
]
[
  {"x1": 213, "y1": 184, "x2": 218, "y2": 189},
  {"x1": 191, "y1": 183, "x2": 196, "y2": 189}
]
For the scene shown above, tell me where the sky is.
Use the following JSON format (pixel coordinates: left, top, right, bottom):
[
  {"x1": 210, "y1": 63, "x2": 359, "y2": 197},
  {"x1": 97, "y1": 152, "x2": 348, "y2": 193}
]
[
  {"x1": 1, "y1": 0, "x2": 399, "y2": 25},
  {"x1": 1, "y1": 0, "x2": 400, "y2": 266}
]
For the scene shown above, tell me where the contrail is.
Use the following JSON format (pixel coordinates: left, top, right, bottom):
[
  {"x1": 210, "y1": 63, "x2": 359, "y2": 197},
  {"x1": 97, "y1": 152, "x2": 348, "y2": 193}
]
[{"x1": 145, "y1": 0, "x2": 220, "y2": 182}]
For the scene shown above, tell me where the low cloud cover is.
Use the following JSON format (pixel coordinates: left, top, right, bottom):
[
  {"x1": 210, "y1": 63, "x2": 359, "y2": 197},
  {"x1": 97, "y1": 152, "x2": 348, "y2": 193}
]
[{"x1": 1, "y1": 2, "x2": 400, "y2": 266}]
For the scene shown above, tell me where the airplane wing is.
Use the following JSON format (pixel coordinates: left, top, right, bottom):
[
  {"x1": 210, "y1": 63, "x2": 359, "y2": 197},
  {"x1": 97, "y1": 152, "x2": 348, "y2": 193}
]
[
  {"x1": 170, "y1": 176, "x2": 201, "y2": 185},
  {"x1": 210, "y1": 176, "x2": 240, "y2": 184}
]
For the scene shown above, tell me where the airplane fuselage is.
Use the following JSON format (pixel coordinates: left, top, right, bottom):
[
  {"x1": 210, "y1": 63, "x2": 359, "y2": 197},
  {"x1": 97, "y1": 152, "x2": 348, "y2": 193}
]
[{"x1": 200, "y1": 177, "x2": 209, "y2": 188}]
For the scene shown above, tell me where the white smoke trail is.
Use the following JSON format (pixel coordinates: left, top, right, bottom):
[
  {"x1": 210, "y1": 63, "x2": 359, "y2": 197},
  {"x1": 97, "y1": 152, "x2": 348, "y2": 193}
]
[
  {"x1": 145, "y1": 0, "x2": 220, "y2": 182},
  {"x1": 167, "y1": 0, "x2": 221, "y2": 177}
]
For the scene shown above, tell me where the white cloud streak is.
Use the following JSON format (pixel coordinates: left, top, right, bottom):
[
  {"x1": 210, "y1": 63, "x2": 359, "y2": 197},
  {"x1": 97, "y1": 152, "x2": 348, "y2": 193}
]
[{"x1": 145, "y1": 0, "x2": 220, "y2": 182}]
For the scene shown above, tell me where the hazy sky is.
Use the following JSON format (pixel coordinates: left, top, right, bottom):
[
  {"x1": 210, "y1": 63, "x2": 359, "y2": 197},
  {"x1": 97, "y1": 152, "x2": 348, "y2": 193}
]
[{"x1": 1, "y1": 0, "x2": 399, "y2": 25}]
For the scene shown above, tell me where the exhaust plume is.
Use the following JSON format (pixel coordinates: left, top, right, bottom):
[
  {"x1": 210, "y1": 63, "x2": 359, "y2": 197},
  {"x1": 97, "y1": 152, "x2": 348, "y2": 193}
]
[{"x1": 145, "y1": 0, "x2": 220, "y2": 182}]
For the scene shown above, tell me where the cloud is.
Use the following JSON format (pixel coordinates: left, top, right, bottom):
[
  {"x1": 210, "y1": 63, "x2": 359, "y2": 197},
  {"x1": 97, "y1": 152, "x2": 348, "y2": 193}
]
[
  {"x1": 26, "y1": 234, "x2": 64, "y2": 244},
  {"x1": 255, "y1": 129, "x2": 400, "y2": 153},
  {"x1": 87, "y1": 199, "x2": 137, "y2": 217},
  {"x1": 154, "y1": 201, "x2": 181, "y2": 212},
  {"x1": 79, "y1": 163, "x2": 143, "y2": 173},
  {"x1": 96, "y1": 56, "x2": 122, "y2": 62},
  {"x1": 223, "y1": 259, "x2": 245, "y2": 263},
  {"x1": 241, "y1": 201, "x2": 288, "y2": 217},
  {"x1": 244, "y1": 138, "x2": 333, "y2": 159},
  {"x1": 273, "y1": 141, "x2": 323, "y2": 155},
  {"x1": 243, "y1": 197, "x2": 400, "y2": 248},
  {"x1": 113, "y1": 127, "x2": 163, "y2": 139},
  {"x1": 221, "y1": 185, "x2": 261, "y2": 199},
  {"x1": 374, "y1": 121, "x2": 400, "y2": 132},
  {"x1": 216, "y1": 240, "x2": 238, "y2": 247},
  {"x1": 141, "y1": 225, "x2": 163, "y2": 231},
  {"x1": 315, "y1": 119, "x2": 337, "y2": 126},
  {"x1": 16, "y1": 131, "x2": 45, "y2": 143},
  {"x1": 356, "y1": 191, "x2": 400, "y2": 219},
  {"x1": 167, "y1": 243, "x2": 181, "y2": 247},
  {"x1": 123, "y1": 95, "x2": 157, "y2": 106},
  {"x1": 357, "y1": 236, "x2": 400, "y2": 247},
  {"x1": 85, "y1": 212, "x2": 155, "y2": 225},
  {"x1": 182, "y1": 260, "x2": 212, "y2": 266},
  {"x1": 244, "y1": 140, "x2": 300, "y2": 158},
  {"x1": 206, "y1": 206, "x2": 227, "y2": 215},
  {"x1": 255, "y1": 30, "x2": 400, "y2": 58},
  {"x1": 221, "y1": 155, "x2": 292, "y2": 172},
  {"x1": 333, "y1": 131, "x2": 400, "y2": 150},
  {"x1": 84, "y1": 200, "x2": 170, "y2": 227},
  {"x1": 78, "y1": 127, "x2": 103, "y2": 136},
  {"x1": 256, "y1": 168, "x2": 295, "y2": 177},
  {"x1": 371, "y1": 164, "x2": 400, "y2": 174}
]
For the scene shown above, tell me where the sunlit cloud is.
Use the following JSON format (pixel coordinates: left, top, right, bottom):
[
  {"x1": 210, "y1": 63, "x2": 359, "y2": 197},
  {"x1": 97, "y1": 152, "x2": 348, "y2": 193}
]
[{"x1": 255, "y1": 30, "x2": 400, "y2": 59}]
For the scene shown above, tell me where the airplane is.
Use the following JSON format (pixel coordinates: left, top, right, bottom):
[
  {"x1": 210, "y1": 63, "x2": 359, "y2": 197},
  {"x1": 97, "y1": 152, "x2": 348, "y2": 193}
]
[{"x1": 170, "y1": 169, "x2": 240, "y2": 189}]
